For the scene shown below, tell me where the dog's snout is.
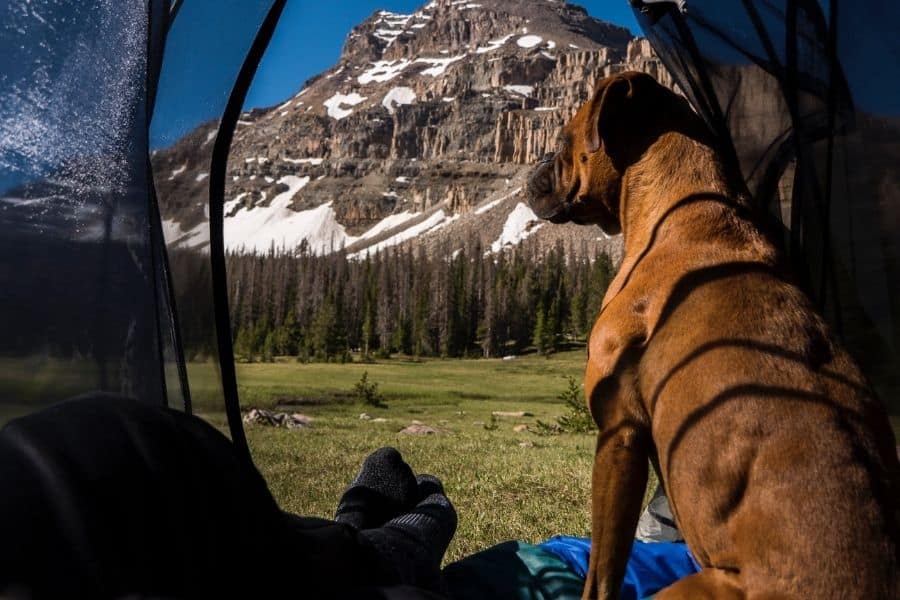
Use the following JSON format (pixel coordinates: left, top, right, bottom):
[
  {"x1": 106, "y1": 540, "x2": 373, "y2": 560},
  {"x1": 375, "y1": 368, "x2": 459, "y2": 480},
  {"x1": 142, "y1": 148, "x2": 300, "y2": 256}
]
[
  {"x1": 527, "y1": 151, "x2": 570, "y2": 222},
  {"x1": 530, "y1": 164, "x2": 554, "y2": 196}
]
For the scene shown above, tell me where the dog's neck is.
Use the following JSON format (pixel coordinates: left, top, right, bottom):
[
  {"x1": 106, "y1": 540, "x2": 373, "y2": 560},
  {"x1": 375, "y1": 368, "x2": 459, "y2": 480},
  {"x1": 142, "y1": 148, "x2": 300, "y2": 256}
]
[{"x1": 618, "y1": 130, "x2": 746, "y2": 259}]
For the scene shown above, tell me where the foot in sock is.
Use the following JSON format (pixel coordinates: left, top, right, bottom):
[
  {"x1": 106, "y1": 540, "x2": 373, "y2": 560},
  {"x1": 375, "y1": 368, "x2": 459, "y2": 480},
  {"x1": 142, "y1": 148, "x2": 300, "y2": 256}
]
[
  {"x1": 360, "y1": 474, "x2": 458, "y2": 592},
  {"x1": 334, "y1": 447, "x2": 418, "y2": 530}
]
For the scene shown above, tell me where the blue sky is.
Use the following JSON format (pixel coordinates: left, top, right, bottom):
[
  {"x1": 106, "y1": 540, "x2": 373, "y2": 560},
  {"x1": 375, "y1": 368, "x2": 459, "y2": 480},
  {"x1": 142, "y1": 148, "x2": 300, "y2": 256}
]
[
  {"x1": 151, "y1": 0, "x2": 639, "y2": 147},
  {"x1": 246, "y1": 1, "x2": 639, "y2": 109}
]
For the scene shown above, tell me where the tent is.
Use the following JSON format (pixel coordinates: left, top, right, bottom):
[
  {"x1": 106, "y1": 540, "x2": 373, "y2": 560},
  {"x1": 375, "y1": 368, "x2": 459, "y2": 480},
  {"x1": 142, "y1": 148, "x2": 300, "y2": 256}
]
[
  {"x1": 0, "y1": 0, "x2": 288, "y2": 460},
  {"x1": 0, "y1": 0, "x2": 896, "y2": 468}
]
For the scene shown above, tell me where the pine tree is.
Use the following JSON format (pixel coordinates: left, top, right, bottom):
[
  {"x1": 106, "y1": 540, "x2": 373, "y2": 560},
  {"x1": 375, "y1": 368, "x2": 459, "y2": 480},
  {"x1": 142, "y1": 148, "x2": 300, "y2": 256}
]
[
  {"x1": 533, "y1": 301, "x2": 551, "y2": 355},
  {"x1": 309, "y1": 297, "x2": 342, "y2": 361}
]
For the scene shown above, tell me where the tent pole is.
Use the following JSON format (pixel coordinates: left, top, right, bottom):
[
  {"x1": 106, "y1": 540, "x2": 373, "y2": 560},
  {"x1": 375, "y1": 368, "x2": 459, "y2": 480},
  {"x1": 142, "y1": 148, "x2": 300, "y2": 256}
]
[{"x1": 207, "y1": 0, "x2": 288, "y2": 460}]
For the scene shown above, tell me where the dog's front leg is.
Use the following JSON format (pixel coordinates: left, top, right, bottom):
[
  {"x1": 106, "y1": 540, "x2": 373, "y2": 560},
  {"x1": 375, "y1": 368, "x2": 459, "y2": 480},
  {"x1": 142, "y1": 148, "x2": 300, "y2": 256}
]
[{"x1": 583, "y1": 420, "x2": 648, "y2": 600}]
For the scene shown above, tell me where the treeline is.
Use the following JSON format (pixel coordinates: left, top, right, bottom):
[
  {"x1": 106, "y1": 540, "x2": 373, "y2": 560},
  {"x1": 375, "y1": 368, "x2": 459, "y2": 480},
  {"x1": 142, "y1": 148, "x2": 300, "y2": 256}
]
[{"x1": 225, "y1": 239, "x2": 614, "y2": 362}]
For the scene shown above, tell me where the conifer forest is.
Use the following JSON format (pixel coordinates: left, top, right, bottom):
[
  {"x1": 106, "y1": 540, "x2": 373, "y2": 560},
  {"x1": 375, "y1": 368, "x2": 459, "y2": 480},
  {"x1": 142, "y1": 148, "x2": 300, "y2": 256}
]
[{"x1": 211, "y1": 240, "x2": 615, "y2": 362}]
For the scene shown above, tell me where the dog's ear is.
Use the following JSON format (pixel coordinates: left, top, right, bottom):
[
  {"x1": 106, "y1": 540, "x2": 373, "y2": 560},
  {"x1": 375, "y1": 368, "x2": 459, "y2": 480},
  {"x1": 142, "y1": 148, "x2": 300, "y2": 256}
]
[
  {"x1": 584, "y1": 76, "x2": 632, "y2": 154},
  {"x1": 584, "y1": 72, "x2": 657, "y2": 155}
]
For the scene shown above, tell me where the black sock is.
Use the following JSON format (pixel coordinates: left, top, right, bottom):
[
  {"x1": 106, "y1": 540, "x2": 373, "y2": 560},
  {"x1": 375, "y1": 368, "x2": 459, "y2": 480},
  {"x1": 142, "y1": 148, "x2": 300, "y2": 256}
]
[
  {"x1": 335, "y1": 447, "x2": 418, "y2": 530},
  {"x1": 359, "y1": 475, "x2": 457, "y2": 592}
]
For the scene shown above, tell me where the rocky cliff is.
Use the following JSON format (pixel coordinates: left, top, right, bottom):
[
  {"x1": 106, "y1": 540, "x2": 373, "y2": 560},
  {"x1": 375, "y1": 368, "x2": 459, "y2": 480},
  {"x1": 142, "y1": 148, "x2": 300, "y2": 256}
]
[{"x1": 153, "y1": 0, "x2": 673, "y2": 258}]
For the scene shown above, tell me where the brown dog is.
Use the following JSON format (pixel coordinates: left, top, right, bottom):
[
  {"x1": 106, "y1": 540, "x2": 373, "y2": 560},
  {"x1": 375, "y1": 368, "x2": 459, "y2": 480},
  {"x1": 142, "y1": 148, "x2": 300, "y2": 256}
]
[{"x1": 527, "y1": 71, "x2": 900, "y2": 599}]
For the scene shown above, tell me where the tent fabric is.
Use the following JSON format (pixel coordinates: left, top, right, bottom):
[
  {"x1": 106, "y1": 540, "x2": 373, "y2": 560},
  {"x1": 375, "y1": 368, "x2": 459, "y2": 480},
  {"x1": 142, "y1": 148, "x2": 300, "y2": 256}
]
[
  {"x1": 150, "y1": 0, "x2": 282, "y2": 449},
  {"x1": 0, "y1": 0, "x2": 184, "y2": 417},
  {"x1": 632, "y1": 0, "x2": 900, "y2": 414},
  {"x1": 0, "y1": 0, "x2": 283, "y2": 444}
]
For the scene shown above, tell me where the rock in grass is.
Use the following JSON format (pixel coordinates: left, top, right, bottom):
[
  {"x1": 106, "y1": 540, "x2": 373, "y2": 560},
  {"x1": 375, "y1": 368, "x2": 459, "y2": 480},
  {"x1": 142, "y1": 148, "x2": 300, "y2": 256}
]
[
  {"x1": 513, "y1": 424, "x2": 529, "y2": 433},
  {"x1": 243, "y1": 408, "x2": 312, "y2": 429},
  {"x1": 492, "y1": 411, "x2": 534, "y2": 418},
  {"x1": 400, "y1": 423, "x2": 441, "y2": 435},
  {"x1": 359, "y1": 413, "x2": 372, "y2": 420},
  {"x1": 519, "y1": 441, "x2": 535, "y2": 448}
]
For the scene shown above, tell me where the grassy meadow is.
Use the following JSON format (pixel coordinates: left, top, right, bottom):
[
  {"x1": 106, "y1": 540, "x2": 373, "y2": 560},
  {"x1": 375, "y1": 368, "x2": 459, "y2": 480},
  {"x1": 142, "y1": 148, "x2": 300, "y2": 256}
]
[{"x1": 196, "y1": 349, "x2": 621, "y2": 563}]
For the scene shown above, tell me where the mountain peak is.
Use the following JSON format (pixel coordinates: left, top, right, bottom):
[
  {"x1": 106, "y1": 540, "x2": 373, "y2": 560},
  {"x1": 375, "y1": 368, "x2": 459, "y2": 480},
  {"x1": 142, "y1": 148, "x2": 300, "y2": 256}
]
[
  {"x1": 342, "y1": 0, "x2": 631, "y2": 64},
  {"x1": 153, "y1": 2, "x2": 669, "y2": 259}
]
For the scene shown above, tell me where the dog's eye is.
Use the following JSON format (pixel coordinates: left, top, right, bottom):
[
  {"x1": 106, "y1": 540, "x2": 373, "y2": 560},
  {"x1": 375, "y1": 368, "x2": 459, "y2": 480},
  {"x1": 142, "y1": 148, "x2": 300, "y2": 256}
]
[{"x1": 580, "y1": 154, "x2": 588, "y2": 163}]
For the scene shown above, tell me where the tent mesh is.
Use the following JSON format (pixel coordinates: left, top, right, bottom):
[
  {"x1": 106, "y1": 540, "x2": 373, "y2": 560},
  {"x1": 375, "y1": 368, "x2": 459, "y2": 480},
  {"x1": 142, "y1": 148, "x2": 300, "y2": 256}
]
[{"x1": 635, "y1": 0, "x2": 900, "y2": 415}]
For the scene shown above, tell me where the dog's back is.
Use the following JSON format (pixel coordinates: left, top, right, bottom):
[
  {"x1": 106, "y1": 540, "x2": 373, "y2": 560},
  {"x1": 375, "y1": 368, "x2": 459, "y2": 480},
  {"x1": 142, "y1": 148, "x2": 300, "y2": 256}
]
[{"x1": 638, "y1": 201, "x2": 900, "y2": 598}]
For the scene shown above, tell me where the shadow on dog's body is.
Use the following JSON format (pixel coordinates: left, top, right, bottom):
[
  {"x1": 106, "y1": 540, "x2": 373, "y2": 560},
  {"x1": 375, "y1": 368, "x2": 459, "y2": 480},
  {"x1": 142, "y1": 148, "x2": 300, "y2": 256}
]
[{"x1": 528, "y1": 71, "x2": 900, "y2": 599}]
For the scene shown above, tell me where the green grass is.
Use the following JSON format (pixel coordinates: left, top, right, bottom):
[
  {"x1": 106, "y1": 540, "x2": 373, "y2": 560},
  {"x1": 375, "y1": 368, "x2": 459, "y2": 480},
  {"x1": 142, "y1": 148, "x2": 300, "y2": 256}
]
[
  {"x1": 224, "y1": 350, "x2": 635, "y2": 563},
  {"x1": 239, "y1": 351, "x2": 587, "y2": 409}
]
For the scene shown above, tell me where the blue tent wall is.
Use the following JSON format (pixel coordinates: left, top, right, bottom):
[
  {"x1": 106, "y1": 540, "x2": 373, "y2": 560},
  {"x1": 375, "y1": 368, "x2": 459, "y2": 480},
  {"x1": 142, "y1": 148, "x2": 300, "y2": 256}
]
[
  {"x1": 0, "y1": 0, "x2": 182, "y2": 417},
  {"x1": 0, "y1": 0, "x2": 287, "y2": 454}
]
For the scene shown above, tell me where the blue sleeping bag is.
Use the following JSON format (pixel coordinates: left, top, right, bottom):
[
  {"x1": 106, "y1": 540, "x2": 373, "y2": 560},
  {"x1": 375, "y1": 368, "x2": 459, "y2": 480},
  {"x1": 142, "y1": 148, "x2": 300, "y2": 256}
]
[
  {"x1": 443, "y1": 536, "x2": 699, "y2": 600},
  {"x1": 539, "y1": 536, "x2": 700, "y2": 600}
]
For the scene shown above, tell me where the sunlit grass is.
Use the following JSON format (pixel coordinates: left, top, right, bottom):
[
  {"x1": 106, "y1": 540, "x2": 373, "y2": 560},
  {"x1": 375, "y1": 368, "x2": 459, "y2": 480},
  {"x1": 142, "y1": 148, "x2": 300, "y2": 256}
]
[{"x1": 233, "y1": 350, "x2": 606, "y2": 562}]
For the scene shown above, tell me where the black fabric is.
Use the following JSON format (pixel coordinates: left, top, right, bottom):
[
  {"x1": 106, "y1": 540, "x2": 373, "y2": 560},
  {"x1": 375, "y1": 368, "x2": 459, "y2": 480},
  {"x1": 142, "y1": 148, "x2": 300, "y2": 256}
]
[
  {"x1": 0, "y1": 395, "x2": 449, "y2": 599},
  {"x1": 633, "y1": 0, "x2": 900, "y2": 414}
]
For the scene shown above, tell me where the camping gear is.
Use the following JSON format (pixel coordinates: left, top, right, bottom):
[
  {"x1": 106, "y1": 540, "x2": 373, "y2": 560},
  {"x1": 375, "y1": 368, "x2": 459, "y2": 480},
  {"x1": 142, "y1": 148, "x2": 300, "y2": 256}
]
[
  {"x1": 443, "y1": 536, "x2": 698, "y2": 600},
  {"x1": 635, "y1": 486, "x2": 683, "y2": 543}
]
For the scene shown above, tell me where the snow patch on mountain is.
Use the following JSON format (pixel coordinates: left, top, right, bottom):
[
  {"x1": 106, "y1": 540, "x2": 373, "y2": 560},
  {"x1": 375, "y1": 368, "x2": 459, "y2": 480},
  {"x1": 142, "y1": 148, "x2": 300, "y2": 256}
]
[
  {"x1": 516, "y1": 34, "x2": 543, "y2": 48},
  {"x1": 382, "y1": 87, "x2": 417, "y2": 114},
  {"x1": 283, "y1": 157, "x2": 324, "y2": 165},
  {"x1": 168, "y1": 163, "x2": 187, "y2": 180},
  {"x1": 324, "y1": 92, "x2": 367, "y2": 119},
  {"x1": 357, "y1": 210, "x2": 418, "y2": 241},
  {"x1": 475, "y1": 187, "x2": 522, "y2": 215},
  {"x1": 162, "y1": 218, "x2": 209, "y2": 250},
  {"x1": 503, "y1": 85, "x2": 534, "y2": 97},
  {"x1": 415, "y1": 55, "x2": 466, "y2": 77},
  {"x1": 351, "y1": 209, "x2": 457, "y2": 258},
  {"x1": 222, "y1": 175, "x2": 356, "y2": 254},
  {"x1": 475, "y1": 33, "x2": 514, "y2": 54},
  {"x1": 490, "y1": 202, "x2": 543, "y2": 253},
  {"x1": 359, "y1": 59, "x2": 411, "y2": 84},
  {"x1": 224, "y1": 193, "x2": 247, "y2": 216}
]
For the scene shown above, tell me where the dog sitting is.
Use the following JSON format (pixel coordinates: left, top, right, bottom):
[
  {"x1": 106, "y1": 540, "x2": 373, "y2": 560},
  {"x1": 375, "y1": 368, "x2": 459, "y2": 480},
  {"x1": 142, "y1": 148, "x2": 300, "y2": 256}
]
[{"x1": 527, "y1": 71, "x2": 900, "y2": 599}]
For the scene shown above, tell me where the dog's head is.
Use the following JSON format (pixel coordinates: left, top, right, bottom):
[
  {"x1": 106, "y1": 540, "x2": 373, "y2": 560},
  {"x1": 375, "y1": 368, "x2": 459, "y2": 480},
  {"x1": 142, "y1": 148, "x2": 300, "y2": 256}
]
[{"x1": 526, "y1": 71, "x2": 680, "y2": 234}]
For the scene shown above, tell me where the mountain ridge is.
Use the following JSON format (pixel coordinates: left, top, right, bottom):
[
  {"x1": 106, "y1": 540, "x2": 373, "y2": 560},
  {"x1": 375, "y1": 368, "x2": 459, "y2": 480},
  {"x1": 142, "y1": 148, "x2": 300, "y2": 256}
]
[{"x1": 152, "y1": 0, "x2": 672, "y2": 259}]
